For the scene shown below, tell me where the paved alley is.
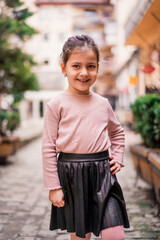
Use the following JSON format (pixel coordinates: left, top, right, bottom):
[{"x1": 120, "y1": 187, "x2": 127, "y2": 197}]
[{"x1": 0, "y1": 130, "x2": 159, "y2": 240}]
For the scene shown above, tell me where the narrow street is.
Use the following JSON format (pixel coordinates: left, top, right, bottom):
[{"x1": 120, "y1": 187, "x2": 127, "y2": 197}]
[{"x1": 0, "y1": 130, "x2": 159, "y2": 240}]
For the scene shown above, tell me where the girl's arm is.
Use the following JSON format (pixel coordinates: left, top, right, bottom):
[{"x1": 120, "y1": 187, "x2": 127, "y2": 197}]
[
  {"x1": 107, "y1": 100, "x2": 125, "y2": 167},
  {"x1": 42, "y1": 101, "x2": 62, "y2": 190}
]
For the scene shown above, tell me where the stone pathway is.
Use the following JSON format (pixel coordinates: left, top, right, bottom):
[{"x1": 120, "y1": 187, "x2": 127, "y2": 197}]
[{"x1": 0, "y1": 130, "x2": 159, "y2": 240}]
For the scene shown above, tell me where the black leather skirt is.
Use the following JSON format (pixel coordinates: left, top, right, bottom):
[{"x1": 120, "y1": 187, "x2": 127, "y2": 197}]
[{"x1": 50, "y1": 151, "x2": 130, "y2": 238}]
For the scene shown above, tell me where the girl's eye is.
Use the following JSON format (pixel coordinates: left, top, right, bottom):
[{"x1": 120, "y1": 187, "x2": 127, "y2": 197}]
[
  {"x1": 73, "y1": 65, "x2": 80, "y2": 68},
  {"x1": 88, "y1": 65, "x2": 96, "y2": 68}
]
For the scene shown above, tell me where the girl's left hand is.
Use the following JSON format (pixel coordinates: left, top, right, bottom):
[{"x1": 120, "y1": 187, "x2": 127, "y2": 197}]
[{"x1": 109, "y1": 156, "x2": 121, "y2": 175}]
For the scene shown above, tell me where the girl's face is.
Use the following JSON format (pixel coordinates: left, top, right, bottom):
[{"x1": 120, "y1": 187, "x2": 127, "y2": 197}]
[{"x1": 61, "y1": 48, "x2": 99, "y2": 95}]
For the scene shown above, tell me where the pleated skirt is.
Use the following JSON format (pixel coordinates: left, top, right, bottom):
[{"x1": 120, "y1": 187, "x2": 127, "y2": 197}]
[{"x1": 50, "y1": 151, "x2": 130, "y2": 238}]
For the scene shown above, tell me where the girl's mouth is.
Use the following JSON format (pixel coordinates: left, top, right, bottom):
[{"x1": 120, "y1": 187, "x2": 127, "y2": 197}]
[{"x1": 77, "y1": 79, "x2": 90, "y2": 83}]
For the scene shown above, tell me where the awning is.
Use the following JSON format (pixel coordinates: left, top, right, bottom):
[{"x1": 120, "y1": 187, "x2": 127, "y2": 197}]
[{"x1": 125, "y1": 0, "x2": 160, "y2": 48}]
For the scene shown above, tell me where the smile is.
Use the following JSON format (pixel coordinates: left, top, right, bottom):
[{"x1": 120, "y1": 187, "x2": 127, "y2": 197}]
[{"x1": 77, "y1": 79, "x2": 90, "y2": 82}]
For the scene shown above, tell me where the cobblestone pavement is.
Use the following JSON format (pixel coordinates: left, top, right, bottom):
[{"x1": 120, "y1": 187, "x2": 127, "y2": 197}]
[{"x1": 0, "y1": 130, "x2": 160, "y2": 240}]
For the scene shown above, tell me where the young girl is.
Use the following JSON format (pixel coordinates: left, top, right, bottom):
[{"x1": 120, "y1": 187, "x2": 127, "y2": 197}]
[{"x1": 42, "y1": 35, "x2": 130, "y2": 240}]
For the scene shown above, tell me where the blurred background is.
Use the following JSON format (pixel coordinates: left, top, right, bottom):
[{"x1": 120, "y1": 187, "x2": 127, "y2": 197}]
[
  {"x1": 0, "y1": 0, "x2": 160, "y2": 239},
  {"x1": 1, "y1": 0, "x2": 160, "y2": 133}
]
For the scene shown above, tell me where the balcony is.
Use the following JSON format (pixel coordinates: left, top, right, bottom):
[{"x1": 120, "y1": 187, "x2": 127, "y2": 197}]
[{"x1": 35, "y1": 0, "x2": 109, "y2": 6}]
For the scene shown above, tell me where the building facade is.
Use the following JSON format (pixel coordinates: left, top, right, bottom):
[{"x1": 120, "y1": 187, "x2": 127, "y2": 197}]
[
  {"x1": 113, "y1": 0, "x2": 160, "y2": 126},
  {"x1": 19, "y1": 0, "x2": 118, "y2": 123}
]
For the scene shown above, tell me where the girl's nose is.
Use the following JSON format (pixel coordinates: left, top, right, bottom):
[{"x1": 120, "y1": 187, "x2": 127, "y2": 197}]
[{"x1": 80, "y1": 68, "x2": 88, "y2": 76}]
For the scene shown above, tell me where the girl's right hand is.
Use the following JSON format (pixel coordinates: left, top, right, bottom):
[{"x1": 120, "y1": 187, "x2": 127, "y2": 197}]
[{"x1": 49, "y1": 189, "x2": 65, "y2": 208}]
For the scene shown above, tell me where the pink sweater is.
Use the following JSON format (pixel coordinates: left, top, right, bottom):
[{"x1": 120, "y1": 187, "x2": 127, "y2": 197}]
[{"x1": 42, "y1": 91, "x2": 125, "y2": 190}]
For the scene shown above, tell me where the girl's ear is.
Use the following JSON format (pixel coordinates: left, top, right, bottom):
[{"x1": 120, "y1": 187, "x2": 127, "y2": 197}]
[{"x1": 60, "y1": 62, "x2": 66, "y2": 75}]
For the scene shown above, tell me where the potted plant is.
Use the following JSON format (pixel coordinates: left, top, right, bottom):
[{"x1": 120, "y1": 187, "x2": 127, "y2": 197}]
[
  {"x1": 130, "y1": 93, "x2": 160, "y2": 205},
  {"x1": 0, "y1": 109, "x2": 20, "y2": 160},
  {"x1": 0, "y1": 0, "x2": 39, "y2": 162}
]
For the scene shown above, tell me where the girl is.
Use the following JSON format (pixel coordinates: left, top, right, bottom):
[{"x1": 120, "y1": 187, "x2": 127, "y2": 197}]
[{"x1": 42, "y1": 35, "x2": 130, "y2": 240}]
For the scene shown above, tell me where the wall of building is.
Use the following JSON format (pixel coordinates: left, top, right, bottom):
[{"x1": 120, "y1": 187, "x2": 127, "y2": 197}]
[{"x1": 18, "y1": 1, "x2": 119, "y2": 123}]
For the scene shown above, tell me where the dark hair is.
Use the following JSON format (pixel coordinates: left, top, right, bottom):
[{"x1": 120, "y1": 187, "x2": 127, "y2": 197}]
[{"x1": 60, "y1": 35, "x2": 99, "y2": 65}]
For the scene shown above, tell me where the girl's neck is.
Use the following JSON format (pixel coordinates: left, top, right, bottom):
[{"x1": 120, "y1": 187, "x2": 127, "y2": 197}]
[{"x1": 64, "y1": 89, "x2": 92, "y2": 96}]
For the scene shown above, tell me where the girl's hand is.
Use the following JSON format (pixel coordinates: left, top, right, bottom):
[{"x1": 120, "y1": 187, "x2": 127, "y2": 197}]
[
  {"x1": 49, "y1": 189, "x2": 65, "y2": 208},
  {"x1": 109, "y1": 156, "x2": 121, "y2": 175}
]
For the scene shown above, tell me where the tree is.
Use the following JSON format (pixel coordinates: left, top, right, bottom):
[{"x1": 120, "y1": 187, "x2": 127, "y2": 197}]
[{"x1": 0, "y1": 0, "x2": 39, "y2": 136}]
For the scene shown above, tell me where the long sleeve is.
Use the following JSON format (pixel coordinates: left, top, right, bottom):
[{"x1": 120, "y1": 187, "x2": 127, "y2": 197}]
[
  {"x1": 107, "y1": 101, "x2": 125, "y2": 166},
  {"x1": 42, "y1": 101, "x2": 62, "y2": 190},
  {"x1": 42, "y1": 92, "x2": 126, "y2": 186}
]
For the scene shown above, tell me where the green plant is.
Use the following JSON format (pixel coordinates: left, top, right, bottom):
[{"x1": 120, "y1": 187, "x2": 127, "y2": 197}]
[
  {"x1": 0, "y1": 110, "x2": 20, "y2": 135},
  {"x1": 131, "y1": 94, "x2": 160, "y2": 148},
  {"x1": 0, "y1": 0, "x2": 39, "y2": 136},
  {"x1": 7, "y1": 111, "x2": 20, "y2": 133},
  {"x1": 0, "y1": 111, "x2": 8, "y2": 136},
  {"x1": 154, "y1": 103, "x2": 160, "y2": 141}
]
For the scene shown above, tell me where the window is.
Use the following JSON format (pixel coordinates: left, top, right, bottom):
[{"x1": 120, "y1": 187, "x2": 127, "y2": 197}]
[
  {"x1": 39, "y1": 101, "x2": 44, "y2": 118},
  {"x1": 42, "y1": 33, "x2": 49, "y2": 41}
]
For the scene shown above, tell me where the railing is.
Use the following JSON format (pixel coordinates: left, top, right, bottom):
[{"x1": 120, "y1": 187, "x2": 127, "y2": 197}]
[{"x1": 35, "y1": 0, "x2": 108, "y2": 6}]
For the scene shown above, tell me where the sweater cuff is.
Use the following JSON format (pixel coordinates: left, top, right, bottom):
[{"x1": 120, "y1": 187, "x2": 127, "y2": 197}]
[
  {"x1": 116, "y1": 160, "x2": 124, "y2": 167},
  {"x1": 44, "y1": 186, "x2": 62, "y2": 191}
]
